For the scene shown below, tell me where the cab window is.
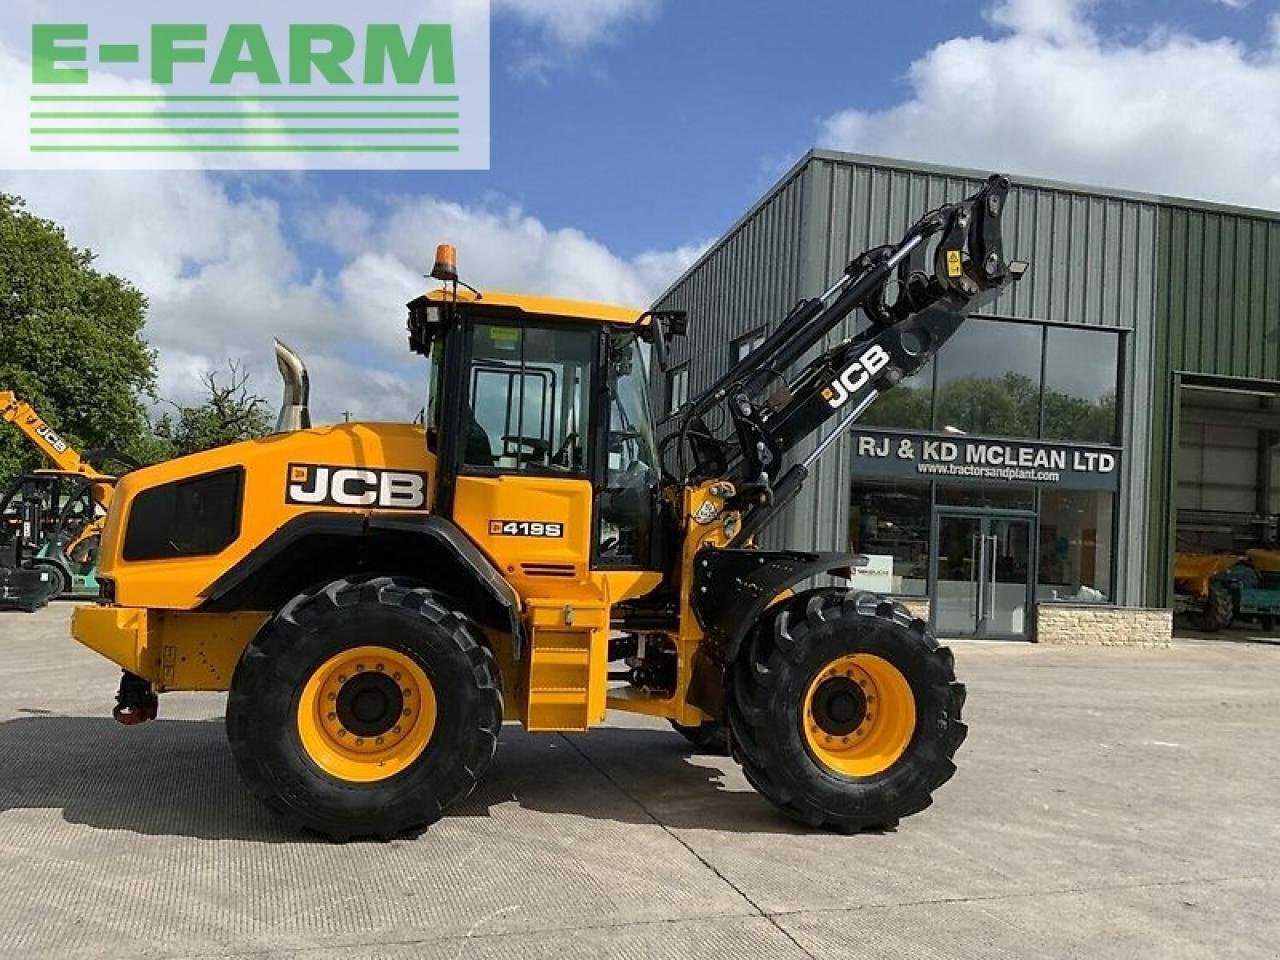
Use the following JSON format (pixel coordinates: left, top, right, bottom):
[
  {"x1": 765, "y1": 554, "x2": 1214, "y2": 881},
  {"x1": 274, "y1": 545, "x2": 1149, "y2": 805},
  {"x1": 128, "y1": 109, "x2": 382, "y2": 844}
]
[
  {"x1": 597, "y1": 331, "x2": 661, "y2": 565},
  {"x1": 463, "y1": 322, "x2": 594, "y2": 473}
]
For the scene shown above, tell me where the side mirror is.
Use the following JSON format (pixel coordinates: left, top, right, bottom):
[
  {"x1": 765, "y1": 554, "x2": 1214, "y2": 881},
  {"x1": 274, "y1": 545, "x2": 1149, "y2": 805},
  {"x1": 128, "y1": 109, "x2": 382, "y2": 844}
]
[{"x1": 638, "y1": 310, "x2": 688, "y2": 371}]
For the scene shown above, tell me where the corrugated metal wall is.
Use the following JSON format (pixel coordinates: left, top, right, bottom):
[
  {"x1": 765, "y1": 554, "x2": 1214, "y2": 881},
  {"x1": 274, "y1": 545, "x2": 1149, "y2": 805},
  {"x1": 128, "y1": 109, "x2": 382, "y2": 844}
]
[
  {"x1": 654, "y1": 166, "x2": 809, "y2": 398},
  {"x1": 1148, "y1": 207, "x2": 1280, "y2": 603},
  {"x1": 653, "y1": 150, "x2": 1163, "y2": 604}
]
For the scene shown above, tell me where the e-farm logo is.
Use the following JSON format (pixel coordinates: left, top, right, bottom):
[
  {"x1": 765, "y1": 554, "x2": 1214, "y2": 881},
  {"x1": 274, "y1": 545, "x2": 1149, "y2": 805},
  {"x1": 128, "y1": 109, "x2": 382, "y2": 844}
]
[{"x1": 5, "y1": 1, "x2": 490, "y2": 170}]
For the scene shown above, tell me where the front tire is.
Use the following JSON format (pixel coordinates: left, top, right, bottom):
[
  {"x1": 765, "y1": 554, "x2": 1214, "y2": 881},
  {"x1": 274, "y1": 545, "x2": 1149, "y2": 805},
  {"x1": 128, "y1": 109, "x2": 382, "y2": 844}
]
[
  {"x1": 728, "y1": 589, "x2": 966, "y2": 832},
  {"x1": 226, "y1": 576, "x2": 503, "y2": 840}
]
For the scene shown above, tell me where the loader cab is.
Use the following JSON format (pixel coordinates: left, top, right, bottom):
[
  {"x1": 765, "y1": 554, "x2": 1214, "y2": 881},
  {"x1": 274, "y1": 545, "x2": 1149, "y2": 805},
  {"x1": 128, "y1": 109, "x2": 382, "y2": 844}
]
[{"x1": 410, "y1": 288, "x2": 665, "y2": 578}]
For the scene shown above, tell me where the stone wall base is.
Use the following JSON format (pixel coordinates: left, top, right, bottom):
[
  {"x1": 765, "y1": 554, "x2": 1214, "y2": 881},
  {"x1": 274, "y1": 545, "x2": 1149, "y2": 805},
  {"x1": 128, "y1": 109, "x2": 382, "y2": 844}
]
[{"x1": 1035, "y1": 604, "x2": 1171, "y2": 646}]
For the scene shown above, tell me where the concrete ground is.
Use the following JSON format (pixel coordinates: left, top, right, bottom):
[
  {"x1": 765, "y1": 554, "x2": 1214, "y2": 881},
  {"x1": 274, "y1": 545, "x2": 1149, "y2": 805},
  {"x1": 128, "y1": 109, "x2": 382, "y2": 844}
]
[{"x1": 0, "y1": 606, "x2": 1276, "y2": 960}]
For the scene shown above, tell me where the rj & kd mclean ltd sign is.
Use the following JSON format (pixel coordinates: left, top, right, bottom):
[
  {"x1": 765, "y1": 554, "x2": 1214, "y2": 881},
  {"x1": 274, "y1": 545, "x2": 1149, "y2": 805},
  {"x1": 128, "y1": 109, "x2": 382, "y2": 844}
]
[{"x1": 850, "y1": 431, "x2": 1121, "y2": 492}]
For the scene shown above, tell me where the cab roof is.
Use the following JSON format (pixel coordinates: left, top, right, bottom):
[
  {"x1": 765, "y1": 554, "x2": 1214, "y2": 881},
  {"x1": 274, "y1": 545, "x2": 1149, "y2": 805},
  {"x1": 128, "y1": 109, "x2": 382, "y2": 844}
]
[{"x1": 425, "y1": 287, "x2": 642, "y2": 325}]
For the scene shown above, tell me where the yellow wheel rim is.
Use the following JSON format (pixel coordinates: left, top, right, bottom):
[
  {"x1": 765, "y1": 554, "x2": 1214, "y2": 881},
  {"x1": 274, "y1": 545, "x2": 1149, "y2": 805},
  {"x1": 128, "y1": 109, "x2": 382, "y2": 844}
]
[
  {"x1": 801, "y1": 654, "x2": 916, "y2": 777},
  {"x1": 296, "y1": 645, "x2": 437, "y2": 783}
]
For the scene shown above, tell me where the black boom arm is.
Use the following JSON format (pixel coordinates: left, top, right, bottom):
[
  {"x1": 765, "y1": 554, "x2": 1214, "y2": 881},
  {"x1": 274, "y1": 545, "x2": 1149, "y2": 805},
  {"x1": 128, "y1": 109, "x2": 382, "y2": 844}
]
[{"x1": 674, "y1": 174, "x2": 1026, "y2": 542}]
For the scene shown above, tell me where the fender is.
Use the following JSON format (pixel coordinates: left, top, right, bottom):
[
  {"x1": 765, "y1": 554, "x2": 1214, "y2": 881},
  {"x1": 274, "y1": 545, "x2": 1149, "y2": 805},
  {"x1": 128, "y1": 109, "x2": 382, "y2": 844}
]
[
  {"x1": 198, "y1": 512, "x2": 526, "y2": 658},
  {"x1": 691, "y1": 547, "x2": 876, "y2": 662}
]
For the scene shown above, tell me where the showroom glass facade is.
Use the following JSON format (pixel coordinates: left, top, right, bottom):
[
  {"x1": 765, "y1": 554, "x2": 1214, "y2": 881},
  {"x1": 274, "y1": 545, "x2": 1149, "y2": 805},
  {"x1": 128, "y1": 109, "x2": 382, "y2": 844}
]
[{"x1": 847, "y1": 315, "x2": 1122, "y2": 639}]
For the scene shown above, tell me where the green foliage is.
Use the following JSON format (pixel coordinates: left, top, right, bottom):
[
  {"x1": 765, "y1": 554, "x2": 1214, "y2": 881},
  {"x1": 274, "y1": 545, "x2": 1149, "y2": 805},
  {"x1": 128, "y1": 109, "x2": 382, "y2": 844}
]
[
  {"x1": 150, "y1": 361, "x2": 272, "y2": 458},
  {"x1": 0, "y1": 194, "x2": 156, "y2": 485},
  {"x1": 935, "y1": 372, "x2": 1042, "y2": 438},
  {"x1": 860, "y1": 383, "x2": 931, "y2": 430}
]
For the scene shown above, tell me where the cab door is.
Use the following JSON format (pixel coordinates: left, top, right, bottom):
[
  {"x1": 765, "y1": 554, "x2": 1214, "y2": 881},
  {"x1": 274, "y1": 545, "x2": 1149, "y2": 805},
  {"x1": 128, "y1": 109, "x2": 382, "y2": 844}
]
[{"x1": 447, "y1": 319, "x2": 599, "y2": 598}]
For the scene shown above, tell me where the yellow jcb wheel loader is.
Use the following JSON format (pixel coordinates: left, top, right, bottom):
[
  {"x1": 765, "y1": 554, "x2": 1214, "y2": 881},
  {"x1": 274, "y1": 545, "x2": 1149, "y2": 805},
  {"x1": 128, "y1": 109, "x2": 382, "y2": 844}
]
[{"x1": 71, "y1": 176, "x2": 1026, "y2": 840}]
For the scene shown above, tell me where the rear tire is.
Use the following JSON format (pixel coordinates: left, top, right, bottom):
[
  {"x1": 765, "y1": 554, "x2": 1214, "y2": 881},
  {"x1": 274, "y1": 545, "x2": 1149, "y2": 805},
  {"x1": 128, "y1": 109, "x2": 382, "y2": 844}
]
[
  {"x1": 727, "y1": 589, "x2": 966, "y2": 832},
  {"x1": 1198, "y1": 583, "x2": 1235, "y2": 632},
  {"x1": 226, "y1": 576, "x2": 503, "y2": 840}
]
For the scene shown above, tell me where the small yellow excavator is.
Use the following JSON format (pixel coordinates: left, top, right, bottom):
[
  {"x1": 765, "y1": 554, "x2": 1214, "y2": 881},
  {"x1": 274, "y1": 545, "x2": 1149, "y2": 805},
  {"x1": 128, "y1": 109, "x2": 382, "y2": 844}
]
[
  {"x1": 71, "y1": 176, "x2": 1025, "y2": 839},
  {"x1": 0, "y1": 391, "x2": 126, "y2": 610}
]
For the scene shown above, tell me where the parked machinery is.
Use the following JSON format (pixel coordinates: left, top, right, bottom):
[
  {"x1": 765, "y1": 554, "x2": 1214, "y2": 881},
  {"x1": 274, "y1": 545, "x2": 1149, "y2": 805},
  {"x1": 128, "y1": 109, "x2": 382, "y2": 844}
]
[{"x1": 71, "y1": 177, "x2": 1025, "y2": 838}]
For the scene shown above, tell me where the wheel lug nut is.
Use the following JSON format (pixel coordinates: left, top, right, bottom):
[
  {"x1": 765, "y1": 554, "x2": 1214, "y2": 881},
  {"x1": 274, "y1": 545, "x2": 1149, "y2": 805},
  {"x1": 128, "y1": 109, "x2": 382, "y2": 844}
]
[
  {"x1": 403, "y1": 708, "x2": 411, "y2": 717},
  {"x1": 356, "y1": 738, "x2": 364, "y2": 746},
  {"x1": 376, "y1": 664, "x2": 385, "y2": 672},
  {"x1": 338, "y1": 675, "x2": 347, "y2": 683},
  {"x1": 327, "y1": 692, "x2": 335, "y2": 701},
  {"x1": 393, "y1": 725, "x2": 401, "y2": 734},
  {"x1": 393, "y1": 672, "x2": 401, "y2": 681},
  {"x1": 337, "y1": 729, "x2": 347, "y2": 737},
  {"x1": 327, "y1": 712, "x2": 336, "y2": 721},
  {"x1": 356, "y1": 664, "x2": 365, "y2": 672},
  {"x1": 403, "y1": 688, "x2": 412, "y2": 697},
  {"x1": 376, "y1": 736, "x2": 385, "y2": 744}
]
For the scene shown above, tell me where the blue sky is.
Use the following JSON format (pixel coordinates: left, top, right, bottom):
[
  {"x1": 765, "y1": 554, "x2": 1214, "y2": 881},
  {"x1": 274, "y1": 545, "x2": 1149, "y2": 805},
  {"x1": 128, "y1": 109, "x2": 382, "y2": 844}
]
[
  {"x1": 273, "y1": 0, "x2": 1277, "y2": 262},
  {"x1": 6, "y1": 0, "x2": 1280, "y2": 420}
]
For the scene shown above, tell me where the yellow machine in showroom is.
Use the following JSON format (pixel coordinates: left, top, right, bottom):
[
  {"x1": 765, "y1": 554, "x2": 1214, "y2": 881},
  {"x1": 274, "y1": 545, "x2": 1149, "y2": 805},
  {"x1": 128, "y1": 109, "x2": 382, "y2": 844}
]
[{"x1": 73, "y1": 176, "x2": 1025, "y2": 840}]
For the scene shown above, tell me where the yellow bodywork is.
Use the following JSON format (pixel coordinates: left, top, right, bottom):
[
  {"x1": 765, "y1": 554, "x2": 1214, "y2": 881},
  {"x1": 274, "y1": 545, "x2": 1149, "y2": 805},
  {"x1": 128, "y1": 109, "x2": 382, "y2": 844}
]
[
  {"x1": 1247, "y1": 549, "x2": 1280, "y2": 574},
  {"x1": 95, "y1": 422, "x2": 436, "y2": 611},
  {"x1": 70, "y1": 290, "x2": 739, "y2": 734},
  {"x1": 1173, "y1": 552, "x2": 1239, "y2": 597},
  {"x1": 425, "y1": 288, "x2": 642, "y2": 326},
  {"x1": 73, "y1": 606, "x2": 269, "y2": 690}
]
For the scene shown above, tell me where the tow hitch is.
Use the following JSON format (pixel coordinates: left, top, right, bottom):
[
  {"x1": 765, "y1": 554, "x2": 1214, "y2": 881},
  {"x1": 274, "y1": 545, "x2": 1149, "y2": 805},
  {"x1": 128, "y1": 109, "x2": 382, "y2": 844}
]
[{"x1": 113, "y1": 670, "x2": 158, "y2": 725}]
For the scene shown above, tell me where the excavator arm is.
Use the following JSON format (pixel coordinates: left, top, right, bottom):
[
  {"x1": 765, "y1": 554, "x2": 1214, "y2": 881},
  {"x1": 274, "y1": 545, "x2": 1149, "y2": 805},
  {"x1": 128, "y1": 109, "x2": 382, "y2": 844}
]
[{"x1": 673, "y1": 174, "x2": 1026, "y2": 542}]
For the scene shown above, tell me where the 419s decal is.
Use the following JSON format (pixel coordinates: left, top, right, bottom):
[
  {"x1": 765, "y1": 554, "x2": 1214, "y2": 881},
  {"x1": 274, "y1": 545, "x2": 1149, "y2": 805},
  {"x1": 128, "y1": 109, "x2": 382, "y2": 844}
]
[
  {"x1": 286, "y1": 464, "x2": 428, "y2": 510},
  {"x1": 488, "y1": 520, "x2": 564, "y2": 538}
]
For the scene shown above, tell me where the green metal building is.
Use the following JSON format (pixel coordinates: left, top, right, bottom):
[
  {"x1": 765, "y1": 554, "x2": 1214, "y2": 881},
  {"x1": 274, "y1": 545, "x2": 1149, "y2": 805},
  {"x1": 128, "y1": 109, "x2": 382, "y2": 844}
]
[{"x1": 653, "y1": 150, "x2": 1280, "y2": 639}]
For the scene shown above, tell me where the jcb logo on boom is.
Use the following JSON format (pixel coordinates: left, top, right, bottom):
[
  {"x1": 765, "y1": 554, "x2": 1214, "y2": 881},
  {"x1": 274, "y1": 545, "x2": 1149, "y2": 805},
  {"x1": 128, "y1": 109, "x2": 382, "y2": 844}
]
[
  {"x1": 821, "y1": 345, "x2": 891, "y2": 409},
  {"x1": 286, "y1": 464, "x2": 428, "y2": 510},
  {"x1": 34, "y1": 423, "x2": 68, "y2": 454}
]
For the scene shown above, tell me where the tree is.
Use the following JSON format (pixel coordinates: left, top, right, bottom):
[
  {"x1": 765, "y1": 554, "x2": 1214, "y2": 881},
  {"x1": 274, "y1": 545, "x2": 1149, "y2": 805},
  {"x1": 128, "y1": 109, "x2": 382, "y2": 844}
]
[
  {"x1": 151, "y1": 360, "x2": 273, "y2": 458},
  {"x1": 0, "y1": 194, "x2": 156, "y2": 485}
]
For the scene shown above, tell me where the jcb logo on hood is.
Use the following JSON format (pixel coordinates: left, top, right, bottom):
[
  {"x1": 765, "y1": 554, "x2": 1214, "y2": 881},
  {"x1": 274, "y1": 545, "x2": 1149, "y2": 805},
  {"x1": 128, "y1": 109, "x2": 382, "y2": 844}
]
[{"x1": 286, "y1": 464, "x2": 428, "y2": 510}]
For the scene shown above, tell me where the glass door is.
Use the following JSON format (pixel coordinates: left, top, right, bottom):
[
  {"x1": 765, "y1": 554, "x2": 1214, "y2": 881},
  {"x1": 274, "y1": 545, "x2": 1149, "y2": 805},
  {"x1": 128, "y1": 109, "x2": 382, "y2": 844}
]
[{"x1": 932, "y1": 511, "x2": 1034, "y2": 640}]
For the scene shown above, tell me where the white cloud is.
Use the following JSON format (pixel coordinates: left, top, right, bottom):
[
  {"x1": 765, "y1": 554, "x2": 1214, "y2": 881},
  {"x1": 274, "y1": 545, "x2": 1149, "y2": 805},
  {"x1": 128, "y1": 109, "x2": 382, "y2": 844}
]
[
  {"x1": 494, "y1": 0, "x2": 660, "y2": 49},
  {"x1": 1, "y1": 171, "x2": 704, "y2": 425},
  {"x1": 1213, "y1": 0, "x2": 1250, "y2": 9},
  {"x1": 820, "y1": 0, "x2": 1280, "y2": 211}
]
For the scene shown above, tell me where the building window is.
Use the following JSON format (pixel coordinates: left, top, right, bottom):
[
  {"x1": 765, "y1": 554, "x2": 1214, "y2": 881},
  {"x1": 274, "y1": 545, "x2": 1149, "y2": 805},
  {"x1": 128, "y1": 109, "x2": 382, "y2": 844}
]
[
  {"x1": 666, "y1": 364, "x2": 689, "y2": 415},
  {"x1": 936, "y1": 482, "x2": 1034, "y2": 512},
  {"x1": 732, "y1": 329, "x2": 767, "y2": 363},
  {"x1": 860, "y1": 379, "x2": 933, "y2": 430},
  {"x1": 465, "y1": 323, "x2": 595, "y2": 472},
  {"x1": 933, "y1": 317, "x2": 1044, "y2": 439},
  {"x1": 849, "y1": 316, "x2": 1124, "y2": 442},
  {"x1": 849, "y1": 479, "x2": 930, "y2": 596},
  {"x1": 1042, "y1": 327, "x2": 1120, "y2": 444},
  {"x1": 1037, "y1": 490, "x2": 1115, "y2": 602}
]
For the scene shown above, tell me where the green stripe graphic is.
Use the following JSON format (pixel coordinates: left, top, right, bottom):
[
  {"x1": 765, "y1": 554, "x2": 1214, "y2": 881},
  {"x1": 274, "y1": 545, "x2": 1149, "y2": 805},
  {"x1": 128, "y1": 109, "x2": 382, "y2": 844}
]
[
  {"x1": 32, "y1": 128, "x2": 460, "y2": 136},
  {"x1": 31, "y1": 144, "x2": 462, "y2": 153},
  {"x1": 32, "y1": 111, "x2": 460, "y2": 120},
  {"x1": 30, "y1": 95, "x2": 460, "y2": 103}
]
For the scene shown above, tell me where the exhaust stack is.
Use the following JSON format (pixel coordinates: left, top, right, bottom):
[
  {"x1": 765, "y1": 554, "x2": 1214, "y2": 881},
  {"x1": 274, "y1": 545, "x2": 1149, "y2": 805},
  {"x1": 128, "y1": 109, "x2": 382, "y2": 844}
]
[{"x1": 273, "y1": 339, "x2": 312, "y2": 433}]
